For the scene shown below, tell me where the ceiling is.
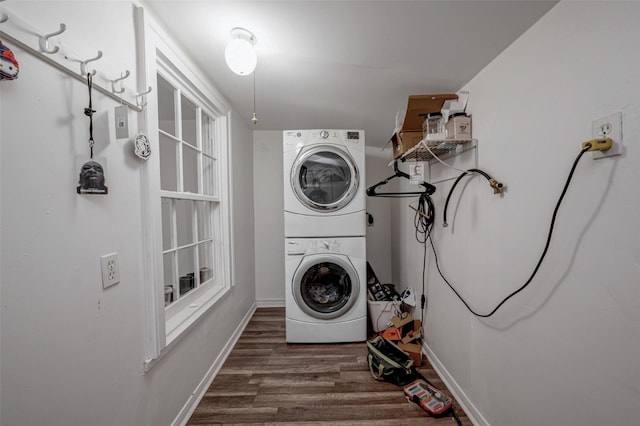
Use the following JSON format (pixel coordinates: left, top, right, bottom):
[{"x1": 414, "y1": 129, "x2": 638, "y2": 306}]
[{"x1": 144, "y1": 0, "x2": 557, "y2": 150}]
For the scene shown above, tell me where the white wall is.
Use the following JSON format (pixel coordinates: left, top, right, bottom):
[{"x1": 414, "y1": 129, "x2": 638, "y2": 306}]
[
  {"x1": 0, "y1": 2, "x2": 255, "y2": 425},
  {"x1": 252, "y1": 131, "x2": 392, "y2": 304},
  {"x1": 253, "y1": 130, "x2": 286, "y2": 305},
  {"x1": 392, "y1": 2, "x2": 640, "y2": 425},
  {"x1": 364, "y1": 147, "x2": 392, "y2": 284}
]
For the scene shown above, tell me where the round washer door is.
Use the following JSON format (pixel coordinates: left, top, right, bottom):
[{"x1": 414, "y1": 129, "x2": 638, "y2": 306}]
[
  {"x1": 291, "y1": 146, "x2": 359, "y2": 212},
  {"x1": 292, "y1": 255, "x2": 360, "y2": 320}
]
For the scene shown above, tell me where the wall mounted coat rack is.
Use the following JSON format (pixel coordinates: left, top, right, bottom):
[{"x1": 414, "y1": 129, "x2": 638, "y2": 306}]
[{"x1": 0, "y1": 9, "x2": 147, "y2": 112}]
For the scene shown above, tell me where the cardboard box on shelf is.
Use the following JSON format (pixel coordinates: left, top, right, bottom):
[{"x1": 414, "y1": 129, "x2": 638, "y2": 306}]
[
  {"x1": 441, "y1": 91, "x2": 469, "y2": 123},
  {"x1": 389, "y1": 94, "x2": 458, "y2": 159},
  {"x1": 390, "y1": 131, "x2": 423, "y2": 159}
]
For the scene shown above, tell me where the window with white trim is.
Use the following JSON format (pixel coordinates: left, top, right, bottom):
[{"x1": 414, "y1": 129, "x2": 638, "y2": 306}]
[{"x1": 154, "y1": 57, "x2": 232, "y2": 342}]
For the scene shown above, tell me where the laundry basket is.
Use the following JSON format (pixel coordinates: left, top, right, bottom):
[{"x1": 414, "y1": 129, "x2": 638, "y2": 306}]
[{"x1": 367, "y1": 298, "x2": 398, "y2": 332}]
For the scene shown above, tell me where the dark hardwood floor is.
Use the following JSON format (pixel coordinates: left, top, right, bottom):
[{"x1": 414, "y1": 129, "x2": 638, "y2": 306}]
[{"x1": 188, "y1": 308, "x2": 472, "y2": 425}]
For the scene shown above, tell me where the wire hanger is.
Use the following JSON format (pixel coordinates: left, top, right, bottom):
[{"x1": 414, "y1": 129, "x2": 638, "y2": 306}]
[{"x1": 366, "y1": 160, "x2": 436, "y2": 197}]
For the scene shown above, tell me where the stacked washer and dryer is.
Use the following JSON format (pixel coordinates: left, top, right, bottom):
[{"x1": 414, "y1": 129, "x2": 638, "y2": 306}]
[{"x1": 283, "y1": 129, "x2": 367, "y2": 343}]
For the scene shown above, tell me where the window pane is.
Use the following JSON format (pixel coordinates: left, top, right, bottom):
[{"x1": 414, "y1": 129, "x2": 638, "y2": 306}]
[
  {"x1": 183, "y1": 145, "x2": 198, "y2": 193},
  {"x1": 175, "y1": 199, "x2": 194, "y2": 247},
  {"x1": 155, "y1": 58, "x2": 230, "y2": 331},
  {"x1": 197, "y1": 201, "x2": 212, "y2": 240},
  {"x1": 159, "y1": 133, "x2": 178, "y2": 191},
  {"x1": 202, "y1": 114, "x2": 213, "y2": 156},
  {"x1": 161, "y1": 198, "x2": 172, "y2": 251},
  {"x1": 181, "y1": 95, "x2": 197, "y2": 147},
  {"x1": 163, "y1": 253, "x2": 176, "y2": 307},
  {"x1": 198, "y1": 241, "x2": 214, "y2": 285},
  {"x1": 157, "y1": 75, "x2": 176, "y2": 136},
  {"x1": 178, "y1": 247, "x2": 195, "y2": 296},
  {"x1": 203, "y1": 156, "x2": 216, "y2": 196}
]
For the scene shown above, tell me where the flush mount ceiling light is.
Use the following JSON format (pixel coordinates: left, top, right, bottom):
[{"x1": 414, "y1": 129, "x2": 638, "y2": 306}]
[{"x1": 225, "y1": 27, "x2": 257, "y2": 76}]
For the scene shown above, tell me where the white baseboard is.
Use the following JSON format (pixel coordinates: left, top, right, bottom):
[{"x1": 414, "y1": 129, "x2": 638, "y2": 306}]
[
  {"x1": 256, "y1": 298, "x2": 285, "y2": 308},
  {"x1": 172, "y1": 302, "x2": 257, "y2": 426},
  {"x1": 422, "y1": 343, "x2": 489, "y2": 426}
]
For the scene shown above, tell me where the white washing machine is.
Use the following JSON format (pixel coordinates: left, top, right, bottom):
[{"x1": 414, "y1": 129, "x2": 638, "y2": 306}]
[
  {"x1": 283, "y1": 129, "x2": 366, "y2": 238},
  {"x1": 285, "y1": 236, "x2": 367, "y2": 343}
]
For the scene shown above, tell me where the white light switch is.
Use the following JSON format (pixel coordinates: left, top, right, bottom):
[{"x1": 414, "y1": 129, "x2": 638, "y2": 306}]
[{"x1": 114, "y1": 106, "x2": 129, "y2": 139}]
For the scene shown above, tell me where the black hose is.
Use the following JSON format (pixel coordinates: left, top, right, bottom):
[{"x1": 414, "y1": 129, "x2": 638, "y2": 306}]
[
  {"x1": 443, "y1": 168, "x2": 495, "y2": 227},
  {"x1": 433, "y1": 146, "x2": 590, "y2": 317}
]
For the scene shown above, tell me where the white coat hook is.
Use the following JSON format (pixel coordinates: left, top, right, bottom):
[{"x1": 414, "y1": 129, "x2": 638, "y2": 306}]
[
  {"x1": 135, "y1": 86, "x2": 152, "y2": 108},
  {"x1": 39, "y1": 23, "x2": 66, "y2": 54},
  {"x1": 77, "y1": 50, "x2": 102, "y2": 77},
  {"x1": 66, "y1": 50, "x2": 103, "y2": 77},
  {"x1": 111, "y1": 70, "x2": 130, "y2": 94},
  {"x1": 0, "y1": 0, "x2": 6, "y2": 24}
]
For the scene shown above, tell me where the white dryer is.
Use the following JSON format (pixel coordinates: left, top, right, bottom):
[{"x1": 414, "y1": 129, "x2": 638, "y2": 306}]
[
  {"x1": 285, "y1": 236, "x2": 367, "y2": 343},
  {"x1": 283, "y1": 129, "x2": 366, "y2": 238}
]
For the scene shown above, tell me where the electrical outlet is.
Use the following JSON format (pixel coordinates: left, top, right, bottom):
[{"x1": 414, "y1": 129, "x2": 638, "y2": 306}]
[
  {"x1": 591, "y1": 112, "x2": 622, "y2": 159},
  {"x1": 101, "y1": 253, "x2": 120, "y2": 288}
]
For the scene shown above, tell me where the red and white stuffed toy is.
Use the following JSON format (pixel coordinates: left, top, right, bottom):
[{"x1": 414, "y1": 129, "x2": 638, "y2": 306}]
[{"x1": 0, "y1": 41, "x2": 19, "y2": 80}]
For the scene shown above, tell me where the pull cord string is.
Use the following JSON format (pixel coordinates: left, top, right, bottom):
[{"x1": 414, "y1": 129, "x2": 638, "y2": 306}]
[
  {"x1": 251, "y1": 68, "x2": 257, "y2": 124},
  {"x1": 84, "y1": 73, "x2": 96, "y2": 158}
]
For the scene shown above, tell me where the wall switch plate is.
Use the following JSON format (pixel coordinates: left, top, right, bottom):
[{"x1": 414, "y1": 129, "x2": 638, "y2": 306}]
[
  {"x1": 592, "y1": 112, "x2": 622, "y2": 159},
  {"x1": 114, "y1": 106, "x2": 129, "y2": 139},
  {"x1": 101, "y1": 253, "x2": 120, "y2": 288}
]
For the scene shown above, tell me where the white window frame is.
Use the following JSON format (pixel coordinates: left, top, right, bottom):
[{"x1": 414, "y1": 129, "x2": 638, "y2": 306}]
[{"x1": 140, "y1": 13, "x2": 233, "y2": 371}]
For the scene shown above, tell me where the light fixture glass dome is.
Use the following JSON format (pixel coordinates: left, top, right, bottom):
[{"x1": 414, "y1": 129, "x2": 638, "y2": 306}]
[{"x1": 225, "y1": 28, "x2": 257, "y2": 76}]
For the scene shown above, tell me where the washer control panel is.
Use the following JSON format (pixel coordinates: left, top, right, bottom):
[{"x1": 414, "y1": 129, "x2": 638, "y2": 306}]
[{"x1": 286, "y1": 239, "x2": 341, "y2": 255}]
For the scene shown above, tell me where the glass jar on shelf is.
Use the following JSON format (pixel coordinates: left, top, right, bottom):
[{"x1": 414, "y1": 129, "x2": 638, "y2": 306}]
[
  {"x1": 445, "y1": 112, "x2": 472, "y2": 139},
  {"x1": 423, "y1": 112, "x2": 445, "y2": 140}
]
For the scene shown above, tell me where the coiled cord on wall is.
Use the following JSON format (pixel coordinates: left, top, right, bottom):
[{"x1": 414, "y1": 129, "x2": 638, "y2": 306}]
[
  {"x1": 428, "y1": 145, "x2": 591, "y2": 318},
  {"x1": 412, "y1": 192, "x2": 435, "y2": 324},
  {"x1": 414, "y1": 192, "x2": 436, "y2": 244}
]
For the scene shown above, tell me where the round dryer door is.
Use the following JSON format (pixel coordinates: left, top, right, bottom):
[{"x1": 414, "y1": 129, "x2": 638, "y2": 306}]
[
  {"x1": 293, "y1": 255, "x2": 360, "y2": 320},
  {"x1": 291, "y1": 146, "x2": 359, "y2": 212}
]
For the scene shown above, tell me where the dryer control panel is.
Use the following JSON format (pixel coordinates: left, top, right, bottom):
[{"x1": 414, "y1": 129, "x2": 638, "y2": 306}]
[{"x1": 284, "y1": 129, "x2": 363, "y2": 147}]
